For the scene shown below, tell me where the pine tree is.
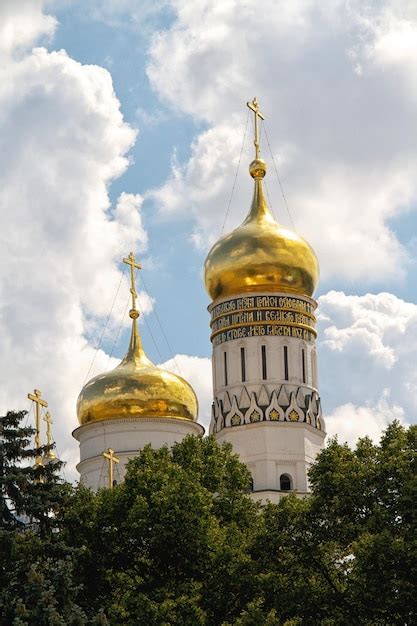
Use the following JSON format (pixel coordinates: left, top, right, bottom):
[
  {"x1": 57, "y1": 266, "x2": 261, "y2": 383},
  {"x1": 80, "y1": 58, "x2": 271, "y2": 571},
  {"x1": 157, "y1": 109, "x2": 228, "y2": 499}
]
[{"x1": 0, "y1": 410, "x2": 89, "y2": 625}]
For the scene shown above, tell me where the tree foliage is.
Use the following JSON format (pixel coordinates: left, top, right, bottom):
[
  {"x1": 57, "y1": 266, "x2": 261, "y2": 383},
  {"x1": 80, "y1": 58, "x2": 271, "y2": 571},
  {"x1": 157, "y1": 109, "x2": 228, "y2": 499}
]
[{"x1": 1, "y1": 411, "x2": 416, "y2": 625}]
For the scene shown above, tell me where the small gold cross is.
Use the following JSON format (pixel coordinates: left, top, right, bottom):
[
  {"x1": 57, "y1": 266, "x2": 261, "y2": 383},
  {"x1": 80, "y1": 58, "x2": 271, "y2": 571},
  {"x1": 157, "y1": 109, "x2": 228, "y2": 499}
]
[
  {"x1": 123, "y1": 252, "x2": 142, "y2": 319},
  {"x1": 27, "y1": 389, "x2": 48, "y2": 465},
  {"x1": 102, "y1": 448, "x2": 120, "y2": 488},
  {"x1": 247, "y1": 97, "x2": 265, "y2": 160},
  {"x1": 43, "y1": 411, "x2": 57, "y2": 460}
]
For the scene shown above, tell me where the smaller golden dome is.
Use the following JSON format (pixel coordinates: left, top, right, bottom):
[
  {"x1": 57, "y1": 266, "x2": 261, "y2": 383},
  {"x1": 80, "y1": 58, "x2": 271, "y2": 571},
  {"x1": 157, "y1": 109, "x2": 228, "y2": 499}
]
[
  {"x1": 204, "y1": 159, "x2": 319, "y2": 301},
  {"x1": 77, "y1": 316, "x2": 198, "y2": 425}
]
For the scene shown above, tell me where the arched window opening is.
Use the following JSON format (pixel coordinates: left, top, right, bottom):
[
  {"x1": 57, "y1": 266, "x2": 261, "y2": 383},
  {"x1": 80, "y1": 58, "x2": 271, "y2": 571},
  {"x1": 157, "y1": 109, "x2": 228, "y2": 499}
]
[
  {"x1": 280, "y1": 473, "x2": 292, "y2": 491},
  {"x1": 261, "y1": 345, "x2": 267, "y2": 380},
  {"x1": 223, "y1": 351, "x2": 228, "y2": 386},
  {"x1": 283, "y1": 346, "x2": 289, "y2": 381},
  {"x1": 302, "y1": 348, "x2": 306, "y2": 384},
  {"x1": 240, "y1": 347, "x2": 246, "y2": 382}
]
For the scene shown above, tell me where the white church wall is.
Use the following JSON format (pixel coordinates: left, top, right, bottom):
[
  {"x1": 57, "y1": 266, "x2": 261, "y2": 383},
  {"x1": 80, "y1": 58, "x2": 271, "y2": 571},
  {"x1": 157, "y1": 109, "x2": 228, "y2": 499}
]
[{"x1": 73, "y1": 418, "x2": 204, "y2": 490}]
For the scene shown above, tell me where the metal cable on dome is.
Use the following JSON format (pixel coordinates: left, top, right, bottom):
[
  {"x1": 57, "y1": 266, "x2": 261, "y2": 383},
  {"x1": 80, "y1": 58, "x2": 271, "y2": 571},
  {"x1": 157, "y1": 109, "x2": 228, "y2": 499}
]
[
  {"x1": 143, "y1": 313, "x2": 166, "y2": 367},
  {"x1": 263, "y1": 122, "x2": 296, "y2": 231},
  {"x1": 220, "y1": 108, "x2": 250, "y2": 236},
  {"x1": 83, "y1": 267, "x2": 126, "y2": 385},
  {"x1": 105, "y1": 294, "x2": 131, "y2": 370},
  {"x1": 263, "y1": 178, "x2": 277, "y2": 220},
  {"x1": 140, "y1": 273, "x2": 183, "y2": 376},
  {"x1": 120, "y1": 266, "x2": 166, "y2": 366}
]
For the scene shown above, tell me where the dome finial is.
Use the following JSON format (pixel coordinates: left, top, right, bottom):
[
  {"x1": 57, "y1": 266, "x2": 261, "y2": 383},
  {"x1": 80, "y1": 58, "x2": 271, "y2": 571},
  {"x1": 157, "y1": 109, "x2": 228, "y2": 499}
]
[
  {"x1": 77, "y1": 251, "x2": 198, "y2": 425},
  {"x1": 246, "y1": 97, "x2": 267, "y2": 179},
  {"x1": 123, "y1": 251, "x2": 142, "y2": 320},
  {"x1": 122, "y1": 251, "x2": 148, "y2": 364}
]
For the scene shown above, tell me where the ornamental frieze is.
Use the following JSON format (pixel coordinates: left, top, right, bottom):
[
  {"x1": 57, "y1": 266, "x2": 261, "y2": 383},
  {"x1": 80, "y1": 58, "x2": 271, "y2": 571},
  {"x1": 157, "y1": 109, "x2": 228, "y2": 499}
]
[
  {"x1": 210, "y1": 384, "x2": 323, "y2": 435},
  {"x1": 209, "y1": 294, "x2": 317, "y2": 345}
]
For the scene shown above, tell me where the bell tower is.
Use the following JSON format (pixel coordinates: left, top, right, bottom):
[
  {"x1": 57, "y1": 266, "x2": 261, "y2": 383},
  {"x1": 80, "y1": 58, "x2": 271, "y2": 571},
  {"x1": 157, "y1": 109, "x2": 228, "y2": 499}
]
[{"x1": 204, "y1": 99, "x2": 325, "y2": 502}]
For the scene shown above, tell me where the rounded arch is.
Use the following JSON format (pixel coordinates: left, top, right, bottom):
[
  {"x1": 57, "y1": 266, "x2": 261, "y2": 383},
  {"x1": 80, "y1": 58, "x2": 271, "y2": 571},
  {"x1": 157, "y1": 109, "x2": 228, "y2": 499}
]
[{"x1": 280, "y1": 473, "x2": 292, "y2": 491}]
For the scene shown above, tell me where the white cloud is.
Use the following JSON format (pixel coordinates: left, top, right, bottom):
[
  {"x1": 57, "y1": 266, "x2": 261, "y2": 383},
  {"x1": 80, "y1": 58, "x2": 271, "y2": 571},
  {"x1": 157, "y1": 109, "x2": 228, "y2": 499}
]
[
  {"x1": 0, "y1": 2, "x2": 150, "y2": 481},
  {"x1": 147, "y1": 0, "x2": 417, "y2": 286},
  {"x1": 0, "y1": 0, "x2": 56, "y2": 56},
  {"x1": 159, "y1": 354, "x2": 212, "y2": 431},
  {"x1": 318, "y1": 291, "x2": 417, "y2": 444},
  {"x1": 325, "y1": 392, "x2": 408, "y2": 447}
]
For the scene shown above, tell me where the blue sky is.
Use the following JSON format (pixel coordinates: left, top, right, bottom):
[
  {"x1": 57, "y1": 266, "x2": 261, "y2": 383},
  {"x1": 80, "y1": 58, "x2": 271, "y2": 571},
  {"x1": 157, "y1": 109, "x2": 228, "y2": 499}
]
[
  {"x1": 1, "y1": 0, "x2": 417, "y2": 478},
  {"x1": 52, "y1": 3, "x2": 211, "y2": 362}
]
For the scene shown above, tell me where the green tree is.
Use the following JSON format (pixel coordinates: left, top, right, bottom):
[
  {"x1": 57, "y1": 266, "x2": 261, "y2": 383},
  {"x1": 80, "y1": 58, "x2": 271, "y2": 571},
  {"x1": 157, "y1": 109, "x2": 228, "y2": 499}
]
[
  {"x1": 2, "y1": 413, "x2": 416, "y2": 625},
  {"x1": 63, "y1": 435, "x2": 259, "y2": 625},
  {"x1": 0, "y1": 410, "x2": 89, "y2": 625}
]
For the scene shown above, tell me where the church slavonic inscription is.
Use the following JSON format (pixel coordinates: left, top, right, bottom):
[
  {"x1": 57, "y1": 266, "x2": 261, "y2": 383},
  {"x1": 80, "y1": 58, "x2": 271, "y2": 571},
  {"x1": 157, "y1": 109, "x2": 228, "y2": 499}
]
[{"x1": 210, "y1": 294, "x2": 317, "y2": 346}]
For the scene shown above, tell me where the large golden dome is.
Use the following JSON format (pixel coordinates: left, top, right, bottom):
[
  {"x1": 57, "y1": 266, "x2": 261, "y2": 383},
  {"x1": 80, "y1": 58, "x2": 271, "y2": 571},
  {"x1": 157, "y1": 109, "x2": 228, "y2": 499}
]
[
  {"x1": 77, "y1": 263, "x2": 198, "y2": 425},
  {"x1": 204, "y1": 157, "x2": 319, "y2": 301}
]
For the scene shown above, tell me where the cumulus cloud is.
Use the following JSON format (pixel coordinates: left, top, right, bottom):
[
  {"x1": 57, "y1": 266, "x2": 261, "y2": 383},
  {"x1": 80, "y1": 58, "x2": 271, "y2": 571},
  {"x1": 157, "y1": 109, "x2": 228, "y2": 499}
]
[
  {"x1": 318, "y1": 290, "x2": 417, "y2": 444},
  {"x1": 325, "y1": 393, "x2": 408, "y2": 447},
  {"x1": 146, "y1": 0, "x2": 417, "y2": 286},
  {"x1": 0, "y1": 1, "x2": 149, "y2": 481},
  {"x1": 159, "y1": 354, "x2": 212, "y2": 430},
  {"x1": 0, "y1": 0, "x2": 56, "y2": 56}
]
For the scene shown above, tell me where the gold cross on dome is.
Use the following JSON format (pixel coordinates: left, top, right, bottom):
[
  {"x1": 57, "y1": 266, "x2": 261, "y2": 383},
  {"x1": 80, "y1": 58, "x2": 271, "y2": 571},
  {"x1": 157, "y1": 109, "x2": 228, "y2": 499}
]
[
  {"x1": 123, "y1": 252, "x2": 142, "y2": 319},
  {"x1": 43, "y1": 411, "x2": 57, "y2": 460},
  {"x1": 27, "y1": 388, "x2": 48, "y2": 465},
  {"x1": 102, "y1": 447, "x2": 120, "y2": 489},
  {"x1": 247, "y1": 97, "x2": 265, "y2": 160}
]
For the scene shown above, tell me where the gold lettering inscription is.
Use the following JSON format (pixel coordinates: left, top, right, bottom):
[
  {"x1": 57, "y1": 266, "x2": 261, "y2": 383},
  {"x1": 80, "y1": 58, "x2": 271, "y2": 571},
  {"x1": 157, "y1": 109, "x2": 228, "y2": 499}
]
[
  {"x1": 211, "y1": 294, "x2": 315, "y2": 321},
  {"x1": 211, "y1": 324, "x2": 316, "y2": 346},
  {"x1": 209, "y1": 294, "x2": 317, "y2": 345}
]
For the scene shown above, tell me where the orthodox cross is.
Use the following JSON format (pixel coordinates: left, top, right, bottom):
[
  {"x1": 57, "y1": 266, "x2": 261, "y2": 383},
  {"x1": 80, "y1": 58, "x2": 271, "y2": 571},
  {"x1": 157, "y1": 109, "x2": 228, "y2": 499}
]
[
  {"x1": 102, "y1": 448, "x2": 120, "y2": 488},
  {"x1": 27, "y1": 388, "x2": 48, "y2": 464},
  {"x1": 247, "y1": 97, "x2": 265, "y2": 160},
  {"x1": 123, "y1": 252, "x2": 142, "y2": 319},
  {"x1": 43, "y1": 411, "x2": 57, "y2": 460}
]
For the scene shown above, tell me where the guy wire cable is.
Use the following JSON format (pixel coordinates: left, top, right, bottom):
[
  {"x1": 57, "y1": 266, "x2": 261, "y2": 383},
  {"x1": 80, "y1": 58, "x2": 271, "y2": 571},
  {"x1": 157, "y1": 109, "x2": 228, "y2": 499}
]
[
  {"x1": 220, "y1": 108, "x2": 250, "y2": 236},
  {"x1": 121, "y1": 270, "x2": 169, "y2": 371},
  {"x1": 105, "y1": 294, "x2": 131, "y2": 370},
  {"x1": 263, "y1": 178, "x2": 277, "y2": 221},
  {"x1": 140, "y1": 272, "x2": 183, "y2": 376},
  {"x1": 83, "y1": 266, "x2": 126, "y2": 385},
  {"x1": 263, "y1": 121, "x2": 296, "y2": 231}
]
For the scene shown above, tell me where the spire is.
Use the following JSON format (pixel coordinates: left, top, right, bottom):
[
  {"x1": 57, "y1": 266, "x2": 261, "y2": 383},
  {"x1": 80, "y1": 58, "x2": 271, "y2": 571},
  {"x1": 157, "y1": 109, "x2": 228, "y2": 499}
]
[
  {"x1": 245, "y1": 98, "x2": 273, "y2": 223},
  {"x1": 121, "y1": 252, "x2": 151, "y2": 366}
]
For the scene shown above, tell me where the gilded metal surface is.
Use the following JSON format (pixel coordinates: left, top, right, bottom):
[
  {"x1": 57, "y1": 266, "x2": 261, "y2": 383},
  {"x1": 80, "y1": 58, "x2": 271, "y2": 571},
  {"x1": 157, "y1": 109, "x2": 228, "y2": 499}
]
[
  {"x1": 210, "y1": 319, "x2": 317, "y2": 341},
  {"x1": 210, "y1": 306, "x2": 317, "y2": 324},
  {"x1": 102, "y1": 448, "x2": 119, "y2": 489},
  {"x1": 247, "y1": 97, "x2": 264, "y2": 161},
  {"x1": 43, "y1": 411, "x2": 57, "y2": 460},
  {"x1": 204, "y1": 98, "x2": 319, "y2": 301},
  {"x1": 27, "y1": 388, "x2": 48, "y2": 465},
  {"x1": 77, "y1": 253, "x2": 198, "y2": 425}
]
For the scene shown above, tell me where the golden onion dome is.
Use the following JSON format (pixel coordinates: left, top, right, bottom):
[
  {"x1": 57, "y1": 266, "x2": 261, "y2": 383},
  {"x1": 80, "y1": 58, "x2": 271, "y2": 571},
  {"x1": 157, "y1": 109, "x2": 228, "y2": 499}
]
[
  {"x1": 77, "y1": 259, "x2": 198, "y2": 425},
  {"x1": 204, "y1": 152, "x2": 319, "y2": 302}
]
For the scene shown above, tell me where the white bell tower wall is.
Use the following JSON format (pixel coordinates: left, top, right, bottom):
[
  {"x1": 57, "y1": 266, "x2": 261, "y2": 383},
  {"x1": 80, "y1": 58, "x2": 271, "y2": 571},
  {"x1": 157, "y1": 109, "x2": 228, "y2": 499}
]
[{"x1": 208, "y1": 291, "x2": 325, "y2": 502}]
